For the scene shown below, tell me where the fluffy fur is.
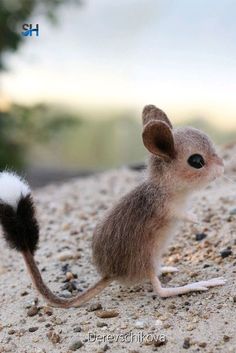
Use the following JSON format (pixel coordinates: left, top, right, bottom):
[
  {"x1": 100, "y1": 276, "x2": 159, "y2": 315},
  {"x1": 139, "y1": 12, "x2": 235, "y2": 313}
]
[
  {"x1": 0, "y1": 194, "x2": 39, "y2": 254},
  {"x1": 93, "y1": 182, "x2": 168, "y2": 283},
  {"x1": 0, "y1": 172, "x2": 30, "y2": 209},
  {"x1": 92, "y1": 104, "x2": 225, "y2": 292},
  {"x1": 0, "y1": 172, "x2": 39, "y2": 254}
]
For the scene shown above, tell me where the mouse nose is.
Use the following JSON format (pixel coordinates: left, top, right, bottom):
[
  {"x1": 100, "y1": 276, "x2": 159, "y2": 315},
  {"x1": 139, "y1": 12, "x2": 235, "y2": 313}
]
[
  {"x1": 212, "y1": 154, "x2": 224, "y2": 177},
  {"x1": 217, "y1": 158, "x2": 224, "y2": 167},
  {"x1": 216, "y1": 165, "x2": 224, "y2": 177}
]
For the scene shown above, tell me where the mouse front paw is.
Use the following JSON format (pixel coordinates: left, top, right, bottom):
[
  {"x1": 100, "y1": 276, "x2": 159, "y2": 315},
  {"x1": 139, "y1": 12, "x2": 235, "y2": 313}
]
[{"x1": 160, "y1": 266, "x2": 179, "y2": 274}]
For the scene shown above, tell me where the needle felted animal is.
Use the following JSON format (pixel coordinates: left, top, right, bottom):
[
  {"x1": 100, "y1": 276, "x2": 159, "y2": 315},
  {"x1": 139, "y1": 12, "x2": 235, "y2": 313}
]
[{"x1": 0, "y1": 105, "x2": 225, "y2": 308}]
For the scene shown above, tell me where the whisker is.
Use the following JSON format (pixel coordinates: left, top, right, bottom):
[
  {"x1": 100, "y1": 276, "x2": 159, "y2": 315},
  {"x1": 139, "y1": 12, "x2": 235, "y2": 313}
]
[{"x1": 222, "y1": 175, "x2": 236, "y2": 184}]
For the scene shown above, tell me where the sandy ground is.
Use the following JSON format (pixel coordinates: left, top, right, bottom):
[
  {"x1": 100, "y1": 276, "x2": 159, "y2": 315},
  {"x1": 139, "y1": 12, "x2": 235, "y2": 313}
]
[{"x1": 0, "y1": 144, "x2": 236, "y2": 353}]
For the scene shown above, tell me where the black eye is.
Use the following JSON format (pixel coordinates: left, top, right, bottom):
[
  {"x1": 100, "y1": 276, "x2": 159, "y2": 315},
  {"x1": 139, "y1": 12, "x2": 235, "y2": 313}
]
[{"x1": 188, "y1": 154, "x2": 205, "y2": 169}]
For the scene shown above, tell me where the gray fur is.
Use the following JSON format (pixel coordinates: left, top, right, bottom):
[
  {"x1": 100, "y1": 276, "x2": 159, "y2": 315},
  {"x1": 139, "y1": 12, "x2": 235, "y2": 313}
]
[
  {"x1": 92, "y1": 105, "x2": 223, "y2": 287},
  {"x1": 92, "y1": 182, "x2": 168, "y2": 283}
]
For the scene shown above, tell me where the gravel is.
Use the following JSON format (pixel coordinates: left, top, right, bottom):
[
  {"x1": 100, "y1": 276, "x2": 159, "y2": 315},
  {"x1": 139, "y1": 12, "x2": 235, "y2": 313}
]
[
  {"x1": 220, "y1": 248, "x2": 233, "y2": 258},
  {"x1": 27, "y1": 306, "x2": 39, "y2": 317},
  {"x1": 195, "y1": 232, "x2": 207, "y2": 241},
  {"x1": 0, "y1": 144, "x2": 236, "y2": 352},
  {"x1": 69, "y1": 340, "x2": 84, "y2": 351}
]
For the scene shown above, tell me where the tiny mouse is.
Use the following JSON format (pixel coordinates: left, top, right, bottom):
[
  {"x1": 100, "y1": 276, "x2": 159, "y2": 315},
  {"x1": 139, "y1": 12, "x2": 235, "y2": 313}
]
[{"x1": 0, "y1": 105, "x2": 225, "y2": 308}]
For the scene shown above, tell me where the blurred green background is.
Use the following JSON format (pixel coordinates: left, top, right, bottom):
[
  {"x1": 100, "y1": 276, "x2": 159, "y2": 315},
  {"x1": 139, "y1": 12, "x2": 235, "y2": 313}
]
[{"x1": 0, "y1": 0, "x2": 236, "y2": 186}]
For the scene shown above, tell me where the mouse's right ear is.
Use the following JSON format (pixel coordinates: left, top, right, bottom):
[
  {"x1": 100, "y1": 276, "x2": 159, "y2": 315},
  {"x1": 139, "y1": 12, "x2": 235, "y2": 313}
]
[{"x1": 142, "y1": 120, "x2": 176, "y2": 160}]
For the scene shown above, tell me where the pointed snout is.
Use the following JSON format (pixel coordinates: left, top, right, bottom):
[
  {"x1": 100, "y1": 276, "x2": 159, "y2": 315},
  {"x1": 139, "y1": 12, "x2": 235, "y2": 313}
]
[{"x1": 215, "y1": 155, "x2": 224, "y2": 167}]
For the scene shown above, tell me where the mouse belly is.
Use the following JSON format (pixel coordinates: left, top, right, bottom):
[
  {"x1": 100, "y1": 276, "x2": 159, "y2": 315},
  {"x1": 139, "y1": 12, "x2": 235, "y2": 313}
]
[{"x1": 92, "y1": 221, "x2": 177, "y2": 284}]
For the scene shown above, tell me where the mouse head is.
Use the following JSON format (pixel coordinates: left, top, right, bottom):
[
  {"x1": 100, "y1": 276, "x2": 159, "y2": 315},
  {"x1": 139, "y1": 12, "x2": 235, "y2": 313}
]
[{"x1": 142, "y1": 105, "x2": 224, "y2": 192}]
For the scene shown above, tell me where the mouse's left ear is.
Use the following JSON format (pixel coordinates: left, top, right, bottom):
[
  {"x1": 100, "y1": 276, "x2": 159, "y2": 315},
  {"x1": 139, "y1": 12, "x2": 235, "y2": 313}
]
[
  {"x1": 142, "y1": 105, "x2": 173, "y2": 129},
  {"x1": 142, "y1": 120, "x2": 176, "y2": 160}
]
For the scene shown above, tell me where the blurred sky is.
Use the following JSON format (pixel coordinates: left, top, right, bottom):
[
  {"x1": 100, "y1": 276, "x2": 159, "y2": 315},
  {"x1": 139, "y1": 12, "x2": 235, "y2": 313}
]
[{"x1": 1, "y1": 0, "x2": 236, "y2": 129}]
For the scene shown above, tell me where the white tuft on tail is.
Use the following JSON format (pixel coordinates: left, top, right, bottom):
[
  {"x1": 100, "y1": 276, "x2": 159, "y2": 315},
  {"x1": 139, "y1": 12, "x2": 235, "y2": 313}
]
[{"x1": 0, "y1": 171, "x2": 31, "y2": 209}]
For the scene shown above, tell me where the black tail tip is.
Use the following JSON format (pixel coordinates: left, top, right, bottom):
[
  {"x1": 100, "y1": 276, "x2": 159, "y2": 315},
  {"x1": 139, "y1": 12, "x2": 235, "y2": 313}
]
[{"x1": 0, "y1": 194, "x2": 39, "y2": 254}]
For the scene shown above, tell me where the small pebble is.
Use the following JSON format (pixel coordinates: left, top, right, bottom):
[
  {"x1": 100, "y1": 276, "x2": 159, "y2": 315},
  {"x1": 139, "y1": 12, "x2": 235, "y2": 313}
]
[
  {"x1": 47, "y1": 331, "x2": 61, "y2": 344},
  {"x1": 96, "y1": 322, "x2": 108, "y2": 328},
  {"x1": 20, "y1": 291, "x2": 29, "y2": 296},
  {"x1": 95, "y1": 310, "x2": 119, "y2": 318},
  {"x1": 195, "y1": 233, "x2": 207, "y2": 241},
  {"x1": 223, "y1": 335, "x2": 231, "y2": 342},
  {"x1": 168, "y1": 304, "x2": 176, "y2": 310},
  {"x1": 220, "y1": 249, "x2": 233, "y2": 258},
  {"x1": 183, "y1": 338, "x2": 191, "y2": 349},
  {"x1": 66, "y1": 272, "x2": 74, "y2": 281},
  {"x1": 134, "y1": 320, "x2": 146, "y2": 329},
  {"x1": 57, "y1": 251, "x2": 74, "y2": 261},
  {"x1": 8, "y1": 329, "x2": 15, "y2": 335},
  {"x1": 62, "y1": 281, "x2": 78, "y2": 292},
  {"x1": 87, "y1": 303, "x2": 102, "y2": 312},
  {"x1": 73, "y1": 326, "x2": 82, "y2": 333},
  {"x1": 69, "y1": 340, "x2": 84, "y2": 351},
  {"x1": 154, "y1": 338, "x2": 167, "y2": 347},
  {"x1": 54, "y1": 317, "x2": 63, "y2": 325},
  {"x1": 29, "y1": 327, "x2": 39, "y2": 332},
  {"x1": 27, "y1": 306, "x2": 39, "y2": 317},
  {"x1": 102, "y1": 344, "x2": 110, "y2": 351},
  {"x1": 199, "y1": 342, "x2": 207, "y2": 348},
  {"x1": 203, "y1": 264, "x2": 210, "y2": 268},
  {"x1": 38, "y1": 317, "x2": 46, "y2": 323}
]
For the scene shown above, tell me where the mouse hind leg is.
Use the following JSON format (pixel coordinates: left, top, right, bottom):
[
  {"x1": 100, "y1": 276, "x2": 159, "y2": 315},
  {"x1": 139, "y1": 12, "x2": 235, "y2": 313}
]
[{"x1": 150, "y1": 272, "x2": 226, "y2": 298}]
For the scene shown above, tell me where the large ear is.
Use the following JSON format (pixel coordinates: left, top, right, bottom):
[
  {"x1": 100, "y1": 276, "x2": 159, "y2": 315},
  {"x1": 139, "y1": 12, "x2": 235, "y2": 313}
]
[
  {"x1": 142, "y1": 120, "x2": 176, "y2": 160},
  {"x1": 142, "y1": 105, "x2": 173, "y2": 129}
]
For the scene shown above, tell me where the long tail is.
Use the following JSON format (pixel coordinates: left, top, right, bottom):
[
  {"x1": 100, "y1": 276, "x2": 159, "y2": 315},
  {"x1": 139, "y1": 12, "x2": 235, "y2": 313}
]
[{"x1": 0, "y1": 171, "x2": 111, "y2": 308}]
